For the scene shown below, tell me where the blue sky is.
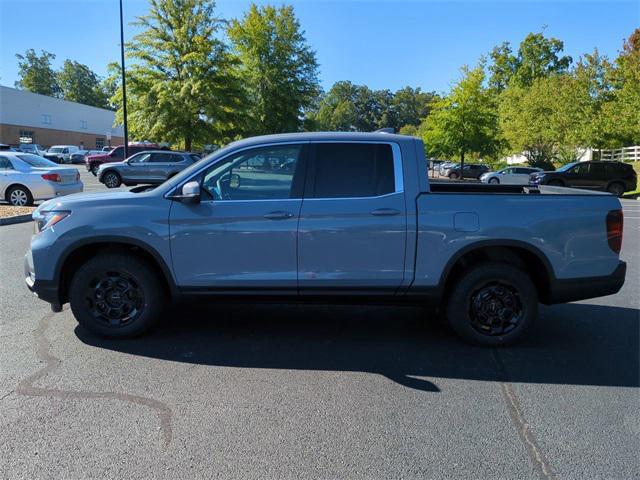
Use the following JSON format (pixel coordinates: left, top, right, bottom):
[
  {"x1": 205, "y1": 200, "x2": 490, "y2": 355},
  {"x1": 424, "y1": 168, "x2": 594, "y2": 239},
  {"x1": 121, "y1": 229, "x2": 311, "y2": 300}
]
[{"x1": 1, "y1": 0, "x2": 638, "y2": 94}]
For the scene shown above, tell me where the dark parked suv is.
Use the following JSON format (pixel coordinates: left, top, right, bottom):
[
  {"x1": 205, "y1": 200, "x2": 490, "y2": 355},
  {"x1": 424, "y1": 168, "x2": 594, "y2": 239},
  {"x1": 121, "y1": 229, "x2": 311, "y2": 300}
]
[
  {"x1": 529, "y1": 161, "x2": 637, "y2": 197},
  {"x1": 443, "y1": 163, "x2": 490, "y2": 179}
]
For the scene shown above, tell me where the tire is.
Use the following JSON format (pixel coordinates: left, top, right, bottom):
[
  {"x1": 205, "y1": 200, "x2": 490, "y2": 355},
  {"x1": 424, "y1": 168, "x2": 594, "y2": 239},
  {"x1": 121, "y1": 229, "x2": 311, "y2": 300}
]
[
  {"x1": 449, "y1": 172, "x2": 459, "y2": 180},
  {"x1": 607, "y1": 182, "x2": 625, "y2": 198},
  {"x1": 488, "y1": 177, "x2": 500, "y2": 184},
  {"x1": 548, "y1": 179, "x2": 564, "y2": 187},
  {"x1": 90, "y1": 163, "x2": 99, "y2": 175},
  {"x1": 445, "y1": 262, "x2": 538, "y2": 347},
  {"x1": 6, "y1": 185, "x2": 34, "y2": 206},
  {"x1": 103, "y1": 171, "x2": 122, "y2": 188},
  {"x1": 69, "y1": 253, "x2": 165, "y2": 338}
]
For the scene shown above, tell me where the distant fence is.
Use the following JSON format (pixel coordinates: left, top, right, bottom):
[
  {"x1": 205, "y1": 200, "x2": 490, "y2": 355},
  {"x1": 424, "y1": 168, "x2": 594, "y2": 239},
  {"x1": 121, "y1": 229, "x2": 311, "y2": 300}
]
[{"x1": 599, "y1": 146, "x2": 640, "y2": 162}]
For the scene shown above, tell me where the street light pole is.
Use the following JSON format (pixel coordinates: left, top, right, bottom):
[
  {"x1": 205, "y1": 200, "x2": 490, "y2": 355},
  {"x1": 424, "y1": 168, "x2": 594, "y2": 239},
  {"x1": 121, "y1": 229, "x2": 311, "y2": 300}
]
[{"x1": 119, "y1": 0, "x2": 129, "y2": 159}]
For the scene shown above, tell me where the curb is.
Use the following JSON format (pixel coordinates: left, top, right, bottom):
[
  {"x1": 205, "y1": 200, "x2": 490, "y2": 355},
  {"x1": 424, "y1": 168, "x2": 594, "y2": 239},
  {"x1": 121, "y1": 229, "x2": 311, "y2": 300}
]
[{"x1": 0, "y1": 214, "x2": 33, "y2": 226}]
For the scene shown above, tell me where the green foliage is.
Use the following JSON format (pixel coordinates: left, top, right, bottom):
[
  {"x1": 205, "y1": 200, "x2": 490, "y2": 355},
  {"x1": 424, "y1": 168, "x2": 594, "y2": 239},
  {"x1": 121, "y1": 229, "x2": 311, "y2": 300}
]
[
  {"x1": 117, "y1": 0, "x2": 245, "y2": 150},
  {"x1": 228, "y1": 4, "x2": 320, "y2": 135},
  {"x1": 57, "y1": 60, "x2": 110, "y2": 108},
  {"x1": 15, "y1": 49, "x2": 61, "y2": 97},
  {"x1": 488, "y1": 32, "x2": 572, "y2": 90},
  {"x1": 607, "y1": 28, "x2": 640, "y2": 145},
  {"x1": 312, "y1": 82, "x2": 436, "y2": 132},
  {"x1": 420, "y1": 65, "x2": 499, "y2": 164}
]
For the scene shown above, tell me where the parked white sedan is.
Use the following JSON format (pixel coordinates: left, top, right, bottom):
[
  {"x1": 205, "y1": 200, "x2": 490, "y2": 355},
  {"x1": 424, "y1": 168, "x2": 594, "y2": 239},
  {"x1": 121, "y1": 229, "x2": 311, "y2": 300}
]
[
  {"x1": 480, "y1": 166, "x2": 542, "y2": 185},
  {"x1": 0, "y1": 152, "x2": 83, "y2": 206}
]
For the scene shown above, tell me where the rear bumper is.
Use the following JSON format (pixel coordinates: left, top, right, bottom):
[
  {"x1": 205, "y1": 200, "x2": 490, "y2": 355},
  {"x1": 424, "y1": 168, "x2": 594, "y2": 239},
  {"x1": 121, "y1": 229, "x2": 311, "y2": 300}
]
[
  {"x1": 32, "y1": 181, "x2": 83, "y2": 201},
  {"x1": 545, "y1": 261, "x2": 626, "y2": 304}
]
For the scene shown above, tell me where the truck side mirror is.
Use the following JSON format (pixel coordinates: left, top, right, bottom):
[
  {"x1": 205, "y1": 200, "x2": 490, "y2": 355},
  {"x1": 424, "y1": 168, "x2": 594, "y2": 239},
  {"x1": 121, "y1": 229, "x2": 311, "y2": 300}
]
[{"x1": 169, "y1": 181, "x2": 201, "y2": 204}]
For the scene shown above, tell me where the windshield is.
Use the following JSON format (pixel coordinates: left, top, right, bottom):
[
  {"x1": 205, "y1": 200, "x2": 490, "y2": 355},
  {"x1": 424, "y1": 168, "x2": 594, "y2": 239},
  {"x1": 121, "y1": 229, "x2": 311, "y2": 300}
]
[
  {"x1": 556, "y1": 162, "x2": 577, "y2": 172},
  {"x1": 17, "y1": 154, "x2": 59, "y2": 168},
  {"x1": 48, "y1": 147, "x2": 63, "y2": 153}
]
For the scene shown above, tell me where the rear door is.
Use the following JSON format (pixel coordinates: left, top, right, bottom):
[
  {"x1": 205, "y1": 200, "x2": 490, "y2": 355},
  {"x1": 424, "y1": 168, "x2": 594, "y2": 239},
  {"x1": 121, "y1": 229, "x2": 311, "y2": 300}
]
[
  {"x1": 146, "y1": 152, "x2": 181, "y2": 182},
  {"x1": 512, "y1": 167, "x2": 533, "y2": 184},
  {"x1": 297, "y1": 142, "x2": 407, "y2": 294}
]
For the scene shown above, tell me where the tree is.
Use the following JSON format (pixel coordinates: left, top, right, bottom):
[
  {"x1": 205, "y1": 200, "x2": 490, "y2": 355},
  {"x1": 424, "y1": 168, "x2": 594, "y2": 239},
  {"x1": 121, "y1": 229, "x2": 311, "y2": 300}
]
[
  {"x1": 117, "y1": 0, "x2": 245, "y2": 150},
  {"x1": 498, "y1": 74, "x2": 590, "y2": 167},
  {"x1": 392, "y1": 86, "x2": 437, "y2": 131},
  {"x1": 228, "y1": 4, "x2": 320, "y2": 135},
  {"x1": 514, "y1": 32, "x2": 572, "y2": 87},
  {"x1": 15, "y1": 49, "x2": 61, "y2": 97},
  {"x1": 487, "y1": 32, "x2": 572, "y2": 90},
  {"x1": 420, "y1": 65, "x2": 499, "y2": 176},
  {"x1": 311, "y1": 82, "x2": 436, "y2": 132},
  {"x1": 606, "y1": 28, "x2": 640, "y2": 146},
  {"x1": 488, "y1": 42, "x2": 517, "y2": 92},
  {"x1": 57, "y1": 60, "x2": 110, "y2": 108}
]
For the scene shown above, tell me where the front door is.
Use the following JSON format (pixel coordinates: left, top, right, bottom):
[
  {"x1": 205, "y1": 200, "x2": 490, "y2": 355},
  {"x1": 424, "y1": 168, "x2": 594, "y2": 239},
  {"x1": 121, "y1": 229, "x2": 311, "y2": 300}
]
[
  {"x1": 169, "y1": 143, "x2": 307, "y2": 290},
  {"x1": 297, "y1": 142, "x2": 407, "y2": 294},
  {"x1": 123, "y1": 152, "x2": 152, "y2": 182}
]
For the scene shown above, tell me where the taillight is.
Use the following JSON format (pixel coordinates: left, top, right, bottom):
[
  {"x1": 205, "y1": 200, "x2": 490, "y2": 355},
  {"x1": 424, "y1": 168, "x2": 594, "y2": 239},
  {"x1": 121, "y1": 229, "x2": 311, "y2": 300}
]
[
  {"x1": 41, "y1": 173, "x2": 61, "y2": 182},
  {"x1": 606, "y1": 209, "x2": 623, "y2": 253}
]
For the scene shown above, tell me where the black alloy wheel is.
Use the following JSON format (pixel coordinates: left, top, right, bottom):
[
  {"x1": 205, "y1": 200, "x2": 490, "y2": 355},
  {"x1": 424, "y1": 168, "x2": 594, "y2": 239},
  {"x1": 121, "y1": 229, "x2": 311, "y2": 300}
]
[
  {"x1": 468, "y1": 281, "x2": 523, "y2": 336},
  {"x1": 86, "y1": 271, "x2": 144, "y2": 327},
  {"x1": 69, "y1": 253, "x2": 165, "y2": 338},
  {"x1": 445, "y1": 262, "x2": 537, "y2": 346}
]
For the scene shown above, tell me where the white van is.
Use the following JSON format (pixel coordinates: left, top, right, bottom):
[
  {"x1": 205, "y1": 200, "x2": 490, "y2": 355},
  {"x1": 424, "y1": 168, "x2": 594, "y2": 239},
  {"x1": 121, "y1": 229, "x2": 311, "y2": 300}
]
[{"x1": 43, "y1": 145, "x2": 79, "y2": 164}]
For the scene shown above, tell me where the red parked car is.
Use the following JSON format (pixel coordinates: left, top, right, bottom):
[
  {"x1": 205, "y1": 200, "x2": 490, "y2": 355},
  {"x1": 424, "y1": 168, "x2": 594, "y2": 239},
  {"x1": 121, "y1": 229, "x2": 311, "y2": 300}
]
[{"x1": 85, "y1": 143, "x2": 161, "y2": 175}]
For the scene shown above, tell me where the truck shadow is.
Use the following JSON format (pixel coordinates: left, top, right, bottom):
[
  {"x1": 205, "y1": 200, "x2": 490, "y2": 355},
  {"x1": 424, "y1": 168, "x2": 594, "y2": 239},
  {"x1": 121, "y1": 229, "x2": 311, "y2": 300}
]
[{"x1": 75, "y1": 302, "x2": 639, "y2": 392}]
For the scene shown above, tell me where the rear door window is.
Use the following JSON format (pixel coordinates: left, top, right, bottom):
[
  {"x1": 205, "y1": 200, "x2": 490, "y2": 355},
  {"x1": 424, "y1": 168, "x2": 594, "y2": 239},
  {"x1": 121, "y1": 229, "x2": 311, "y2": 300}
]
[
  {"x1": 311, "y1": 143, "x2": 395, "y2": 198},
  {"x1": 149, "y1": 153, "x2": 177, "y2": 163},
  {"x1": 588, "y1": 163, "x2": 606, "y2": 178},
  {"x1": 0, "y1": 156, "x2": 13, "y2": 169}
]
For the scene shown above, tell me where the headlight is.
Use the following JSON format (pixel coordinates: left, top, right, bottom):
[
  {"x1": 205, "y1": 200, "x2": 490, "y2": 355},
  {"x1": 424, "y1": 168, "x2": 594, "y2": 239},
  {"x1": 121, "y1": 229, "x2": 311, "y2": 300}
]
[{"x1": 33, "y1": 210, "x2": 71, "y2": 233}]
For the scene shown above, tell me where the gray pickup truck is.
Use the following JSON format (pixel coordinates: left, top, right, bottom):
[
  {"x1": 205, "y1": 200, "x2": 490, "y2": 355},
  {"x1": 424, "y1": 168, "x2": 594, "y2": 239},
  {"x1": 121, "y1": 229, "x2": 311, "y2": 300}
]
[{"x1": 25, "y1": 132, "x2": 626, "y2": 346}]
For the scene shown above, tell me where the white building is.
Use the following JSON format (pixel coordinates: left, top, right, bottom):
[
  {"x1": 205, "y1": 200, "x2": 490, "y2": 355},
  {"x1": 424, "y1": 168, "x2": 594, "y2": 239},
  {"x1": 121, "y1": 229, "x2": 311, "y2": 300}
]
[{"x1": 0, "y1": 85, "x2": 124, "y2": 149}]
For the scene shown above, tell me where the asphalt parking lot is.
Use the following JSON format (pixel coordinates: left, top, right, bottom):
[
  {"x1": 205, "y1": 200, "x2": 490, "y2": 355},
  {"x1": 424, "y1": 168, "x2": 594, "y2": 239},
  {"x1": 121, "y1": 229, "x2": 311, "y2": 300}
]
[{"x1": 0, "y1": 173, "x2": 638, "y2": 478}]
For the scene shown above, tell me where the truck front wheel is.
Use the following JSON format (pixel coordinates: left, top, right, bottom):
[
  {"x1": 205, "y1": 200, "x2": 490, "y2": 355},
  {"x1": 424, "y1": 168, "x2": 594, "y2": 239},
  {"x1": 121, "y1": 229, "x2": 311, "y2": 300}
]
[
  {"x1": 69, "y1": 253, "x2": 165, "y2": 338},
  {"x1": 445, "y1": 262, "x2": 537, "y2": 346}
]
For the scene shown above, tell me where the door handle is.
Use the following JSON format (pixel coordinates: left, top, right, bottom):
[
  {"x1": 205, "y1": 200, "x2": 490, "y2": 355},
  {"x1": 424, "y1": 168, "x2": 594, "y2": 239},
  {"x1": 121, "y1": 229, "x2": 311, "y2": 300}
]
[
  {"x1": 370, "y1": 208, "x2": 401, "y2": 216},
  {"x1": 263, "y1": 211, "x2": 294, "y2": 220}
]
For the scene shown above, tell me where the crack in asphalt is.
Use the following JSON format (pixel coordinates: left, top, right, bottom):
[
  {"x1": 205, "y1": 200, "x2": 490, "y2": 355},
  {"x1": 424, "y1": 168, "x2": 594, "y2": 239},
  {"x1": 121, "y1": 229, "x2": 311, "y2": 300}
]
[
  {"x1": 15, "y1": 309, "x2": 173, "y2": 448},
  {"x1": 492, "y1": 349, "x2": 557, "y2": 480}
]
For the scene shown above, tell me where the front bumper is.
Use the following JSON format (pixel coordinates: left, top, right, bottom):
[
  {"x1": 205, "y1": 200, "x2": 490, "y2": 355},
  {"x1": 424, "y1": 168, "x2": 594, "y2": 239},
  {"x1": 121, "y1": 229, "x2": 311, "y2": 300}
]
[
  {"x1": 24, "y1": 252, "x2": 60, "y2": 305},
  {"x1": 545, "y1": 261, "x2": 627, "y2": 304}
]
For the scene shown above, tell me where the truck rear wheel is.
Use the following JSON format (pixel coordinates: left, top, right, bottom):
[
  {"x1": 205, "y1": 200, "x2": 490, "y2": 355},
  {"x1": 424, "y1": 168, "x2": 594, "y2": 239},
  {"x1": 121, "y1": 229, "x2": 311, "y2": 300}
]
[
  {"x1": 69, "y1": 253, "x2": 165, "y2": 338},
  {"x1": 445, "y1": 262, "x2": 537, "y2": 346}
]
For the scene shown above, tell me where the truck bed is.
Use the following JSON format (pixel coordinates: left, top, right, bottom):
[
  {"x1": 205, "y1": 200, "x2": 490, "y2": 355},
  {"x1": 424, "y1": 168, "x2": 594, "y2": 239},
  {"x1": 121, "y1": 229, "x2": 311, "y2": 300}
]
[{"x1": 428, "y1": 181, "x2": 612, "y2": 195}]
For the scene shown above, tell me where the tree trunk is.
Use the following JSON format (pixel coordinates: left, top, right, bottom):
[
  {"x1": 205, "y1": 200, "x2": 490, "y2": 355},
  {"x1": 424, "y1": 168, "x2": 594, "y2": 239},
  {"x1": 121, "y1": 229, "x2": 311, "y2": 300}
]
[
  {"x1": 185, "y1": 135, "x2": 192, "y2": 152},
  {"x1": 459, "y1": 150, "x2": 465, "y2": 180}
]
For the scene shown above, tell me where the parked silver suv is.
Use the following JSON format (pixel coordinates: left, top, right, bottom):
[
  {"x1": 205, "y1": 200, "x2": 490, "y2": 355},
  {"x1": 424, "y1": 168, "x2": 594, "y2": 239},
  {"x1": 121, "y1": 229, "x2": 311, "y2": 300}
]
[{"x1": 97, "y1": 150, "x2": 201, "y2": 188}]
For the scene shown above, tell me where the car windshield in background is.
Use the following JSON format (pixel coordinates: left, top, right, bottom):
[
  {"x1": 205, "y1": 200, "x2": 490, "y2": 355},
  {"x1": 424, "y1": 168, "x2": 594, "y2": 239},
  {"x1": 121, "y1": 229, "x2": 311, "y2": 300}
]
[
  {"x1": 556, "y1": 162, "x2": 577, "y2": 172},
  {"x1": 17, "y1": 154, "x2": 59, "y2": 168}
]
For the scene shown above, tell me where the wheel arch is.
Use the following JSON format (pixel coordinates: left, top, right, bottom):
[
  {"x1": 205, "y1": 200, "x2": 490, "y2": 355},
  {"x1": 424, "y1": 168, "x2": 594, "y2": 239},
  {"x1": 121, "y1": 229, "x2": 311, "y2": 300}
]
[
  {"x1": 4, "y1": 183, "x2": 32, "y2": 201},
  {"x1": 438, "y1": 240, "x2": 555, "y2": 304},
  {"x1": 56, "y1": 237, "x2": 178, "y2": 304}
]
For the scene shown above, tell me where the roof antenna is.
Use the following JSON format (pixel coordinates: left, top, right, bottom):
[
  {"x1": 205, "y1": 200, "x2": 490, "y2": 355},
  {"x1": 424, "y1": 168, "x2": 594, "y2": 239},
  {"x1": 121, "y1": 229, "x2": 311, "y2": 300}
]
[{"x1": 374, "y1": 127, "x2": 395, "y2": 134}]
